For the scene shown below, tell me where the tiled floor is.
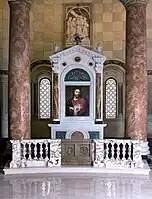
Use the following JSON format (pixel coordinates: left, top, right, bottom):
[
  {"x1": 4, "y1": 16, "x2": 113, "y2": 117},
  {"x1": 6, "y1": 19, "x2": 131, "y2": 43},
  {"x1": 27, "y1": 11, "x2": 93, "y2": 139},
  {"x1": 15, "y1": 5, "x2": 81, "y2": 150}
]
[{"x1": 0, "y1": 172, "x2": 152, "y2": 199}]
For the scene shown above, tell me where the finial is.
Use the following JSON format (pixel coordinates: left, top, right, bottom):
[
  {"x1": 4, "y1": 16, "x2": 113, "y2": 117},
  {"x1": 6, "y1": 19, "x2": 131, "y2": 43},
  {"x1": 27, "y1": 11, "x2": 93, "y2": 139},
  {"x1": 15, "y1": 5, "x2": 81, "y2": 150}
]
[
  {"x1": 95, "y1": 44, "x2": 102, "y2": 54},
  {"x1": 52, "y1": 43, "x2": 60, "y2": 53}
]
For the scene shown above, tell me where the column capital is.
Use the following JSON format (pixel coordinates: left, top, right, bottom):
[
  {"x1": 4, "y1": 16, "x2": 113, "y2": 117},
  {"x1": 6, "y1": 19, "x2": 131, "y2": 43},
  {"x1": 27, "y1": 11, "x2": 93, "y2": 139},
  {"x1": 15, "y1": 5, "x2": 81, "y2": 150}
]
[
  {"x1": 120, "y1": 0, "x2": 149, "y2": 8},
  {"x1": 8, "y1": 0, "x2": 33, "y2": 9}
]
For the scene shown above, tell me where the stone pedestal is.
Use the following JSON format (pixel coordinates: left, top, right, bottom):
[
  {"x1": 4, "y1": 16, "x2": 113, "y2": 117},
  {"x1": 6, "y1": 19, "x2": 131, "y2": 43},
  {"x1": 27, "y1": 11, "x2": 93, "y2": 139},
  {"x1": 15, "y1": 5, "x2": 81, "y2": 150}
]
[
  {"x1": 8, "y1": 0, "x2": 32, "y2": 139},
  {"x1": 121, "y1": 0, "x2": 149, "y2": 141}
]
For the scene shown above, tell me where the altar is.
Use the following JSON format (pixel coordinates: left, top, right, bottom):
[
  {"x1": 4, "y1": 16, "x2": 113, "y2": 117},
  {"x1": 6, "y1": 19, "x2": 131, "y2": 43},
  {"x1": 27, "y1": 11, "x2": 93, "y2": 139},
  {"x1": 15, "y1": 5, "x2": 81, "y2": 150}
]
[{"x1": 48, "y1": 45, "x2": 107, "y2": 140}]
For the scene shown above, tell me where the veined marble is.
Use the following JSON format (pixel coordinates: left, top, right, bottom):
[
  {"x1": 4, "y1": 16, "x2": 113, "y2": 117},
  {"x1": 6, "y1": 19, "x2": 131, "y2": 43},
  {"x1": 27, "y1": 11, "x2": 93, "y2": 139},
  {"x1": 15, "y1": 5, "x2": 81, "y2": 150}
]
[{"x1": 1, "y1": 172, "x2": 152, "y2": 199}]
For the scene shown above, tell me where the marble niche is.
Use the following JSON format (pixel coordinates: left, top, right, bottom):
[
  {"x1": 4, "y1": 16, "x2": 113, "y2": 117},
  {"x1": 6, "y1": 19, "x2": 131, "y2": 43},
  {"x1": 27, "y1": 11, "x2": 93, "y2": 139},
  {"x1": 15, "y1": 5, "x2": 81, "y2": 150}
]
[{"x1": 48, "y1": 45, "x2": 106, "y2": 140}]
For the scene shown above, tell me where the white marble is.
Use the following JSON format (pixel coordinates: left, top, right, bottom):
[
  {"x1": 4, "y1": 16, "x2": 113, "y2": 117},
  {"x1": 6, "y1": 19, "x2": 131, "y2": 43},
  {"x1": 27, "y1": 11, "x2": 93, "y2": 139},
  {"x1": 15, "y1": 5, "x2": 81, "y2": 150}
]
[
  {"x1": 1, "y1": 172, "x2": 152, "y2": 199},
  {"x1": 3, "y1": 160, "x2": 150, "y2": 175},
  {"x1": 9, "y1": 139, "x2": 61, "y2": 169},
  {"x1": 9, "y1": 139, "x2": 149, "y2": 172},
  {"x1": 48, "y1": 45, "x2": 106, "y2": 139}
]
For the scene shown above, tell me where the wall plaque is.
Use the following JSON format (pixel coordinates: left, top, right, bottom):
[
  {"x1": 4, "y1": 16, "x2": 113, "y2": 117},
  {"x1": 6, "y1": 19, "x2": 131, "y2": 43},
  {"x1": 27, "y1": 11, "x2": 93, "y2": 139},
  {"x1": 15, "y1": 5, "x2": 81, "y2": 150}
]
[{"x1": 64, "y1": 3, "x2": 92, "y2": 47}]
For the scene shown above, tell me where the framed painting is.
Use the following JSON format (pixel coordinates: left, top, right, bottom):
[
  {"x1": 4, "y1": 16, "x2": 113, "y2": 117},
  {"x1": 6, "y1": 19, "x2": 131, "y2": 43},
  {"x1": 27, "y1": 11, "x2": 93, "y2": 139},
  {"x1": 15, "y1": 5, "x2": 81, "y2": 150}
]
[
  {"x1": 64, "y1": 3, "x2": 92, "y2": 48},
  {"x1": 65, "y1": 86, "x2": 90, "y2": 117}
]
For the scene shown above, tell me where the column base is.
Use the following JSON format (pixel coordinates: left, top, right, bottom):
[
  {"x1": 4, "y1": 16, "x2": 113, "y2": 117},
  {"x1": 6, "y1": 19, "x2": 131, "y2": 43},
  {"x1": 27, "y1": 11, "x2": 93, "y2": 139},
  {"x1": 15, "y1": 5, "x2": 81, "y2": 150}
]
[
  {"x1": 95, "y1": 119, "x2": 103, "y2": 124},
  {"x1": 52, "y1": 119, "x2": 60, "y2": 124}
]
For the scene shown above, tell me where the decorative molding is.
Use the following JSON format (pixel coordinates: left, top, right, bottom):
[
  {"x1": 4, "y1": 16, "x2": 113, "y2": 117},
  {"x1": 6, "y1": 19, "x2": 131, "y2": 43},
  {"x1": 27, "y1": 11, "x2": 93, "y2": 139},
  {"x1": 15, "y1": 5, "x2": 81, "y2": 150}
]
[
  {"x1": 47, "y1": 140, "x2": 61, "y2": 167},
  {"x1": 8, "y1": 0, "x2": 33, "y2": 9},
  {"x1": 104, "y1": 61, "x2": 152, "y2": 76},
  {"x1": 94, "y1": 63, "x2": 103, "y2": 73},
  {"x1": 93, "y1": 140, "x2": 104, "y2": 167},
  {"x1": 104, "y1": 60, "x2": 125, "y2": 68},
  {"x1": 120, "y1": 0, "x2": 149, "y2": 7},
  {"x1": 49, "y1": 45, "x2": 106, "y2": 75},
  {"x1": 64, "y1": 68, "x2": 90, "y2": 81},
  {"x1": 30, "y1": 60, "x2": 52, "y2": 70},
  {"x1": 0, "y1": 70, "x2": 8, "y2": 75},
  {"x1": 49, "y1": 45, "x2": 106, "y2": 61}
]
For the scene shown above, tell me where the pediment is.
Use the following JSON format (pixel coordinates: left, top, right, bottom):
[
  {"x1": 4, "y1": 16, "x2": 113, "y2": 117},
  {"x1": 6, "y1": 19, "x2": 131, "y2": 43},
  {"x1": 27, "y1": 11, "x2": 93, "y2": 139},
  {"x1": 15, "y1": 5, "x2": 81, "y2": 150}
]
[{"x1": 49, "y1": 45, "x2": 106, "y2": 61}]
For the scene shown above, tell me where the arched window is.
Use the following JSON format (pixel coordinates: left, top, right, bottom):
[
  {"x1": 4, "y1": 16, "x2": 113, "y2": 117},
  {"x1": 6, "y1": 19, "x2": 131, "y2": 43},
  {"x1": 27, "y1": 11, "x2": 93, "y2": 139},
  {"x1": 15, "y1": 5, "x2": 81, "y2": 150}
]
[
  {"x1": 105, "y1": 78, "x2": 117, "y2": 119},
  {"x1": 39, "y1": 77, "x2": 51, "y2": 119}
]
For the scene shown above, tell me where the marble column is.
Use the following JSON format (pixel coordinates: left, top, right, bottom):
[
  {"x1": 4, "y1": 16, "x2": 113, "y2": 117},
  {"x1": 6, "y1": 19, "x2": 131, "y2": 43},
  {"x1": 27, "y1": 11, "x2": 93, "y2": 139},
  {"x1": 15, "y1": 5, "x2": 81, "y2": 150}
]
[
  {"x1": 96, "y1": 73, "x2": 101, "y2": 120},
  {"x1": 52, "y1": 73, "x2": 59, "y2": 121},
  {"x1": 8, "y1": 0, "x2": 32, "y2": 139},
  {"x1": 121, "y1": 0, "x2": 149, "y2": 141}
]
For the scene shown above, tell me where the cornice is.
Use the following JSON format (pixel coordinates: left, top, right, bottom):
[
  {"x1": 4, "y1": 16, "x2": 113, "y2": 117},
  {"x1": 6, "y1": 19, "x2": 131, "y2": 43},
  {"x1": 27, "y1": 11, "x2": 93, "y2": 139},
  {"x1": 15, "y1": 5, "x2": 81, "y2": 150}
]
[
  {"x1": 8, "y1": 0, "x2": 33, "y2": 9},
  {"x1": 120, "y1": 0, "x2": 149, "y2": 8}
]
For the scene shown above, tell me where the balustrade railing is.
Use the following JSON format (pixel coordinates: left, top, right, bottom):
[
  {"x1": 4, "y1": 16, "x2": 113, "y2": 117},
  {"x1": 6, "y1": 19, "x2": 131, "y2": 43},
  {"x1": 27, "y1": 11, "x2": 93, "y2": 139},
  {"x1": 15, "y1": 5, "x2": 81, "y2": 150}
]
[
  {"x1": 10, "y1": 138, "x2": 145, "y2": 169},
  {"x1": 94, "y1": 139, "x2": 144, "y2": 168},
  {"x1": 10, "y1": 139, "x2": 61, "y2": 168}
]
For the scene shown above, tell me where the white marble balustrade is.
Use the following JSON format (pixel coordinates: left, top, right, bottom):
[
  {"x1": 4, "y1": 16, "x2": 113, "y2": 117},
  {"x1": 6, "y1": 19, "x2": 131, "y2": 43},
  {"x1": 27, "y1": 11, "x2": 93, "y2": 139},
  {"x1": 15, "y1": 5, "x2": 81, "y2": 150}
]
[
  {"x1": 94, "y1": 139, "x2": 146, "y2": 168},
  {"x1": 10, "y1": 139, "x2": 61, "y2": 168},
  {"x1": 9, "y1": 138, "x2": 147, "y2": 169}
]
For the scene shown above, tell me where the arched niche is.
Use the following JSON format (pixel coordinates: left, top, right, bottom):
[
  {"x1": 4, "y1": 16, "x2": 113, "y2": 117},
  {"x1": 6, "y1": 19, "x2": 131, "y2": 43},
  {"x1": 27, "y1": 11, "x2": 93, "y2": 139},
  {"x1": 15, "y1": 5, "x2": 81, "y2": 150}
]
[{"x1": 60, "y1": 64, "x2": 95, "y2": 121}]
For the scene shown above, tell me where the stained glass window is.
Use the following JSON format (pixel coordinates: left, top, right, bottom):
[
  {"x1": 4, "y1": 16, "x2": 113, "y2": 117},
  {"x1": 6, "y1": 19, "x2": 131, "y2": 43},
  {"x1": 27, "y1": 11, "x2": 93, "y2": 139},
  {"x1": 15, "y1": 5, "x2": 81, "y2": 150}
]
[
  {"x1": 39, "y1": 78, "x2": 51, "y2": 119},
  {"x1": 105, "y1": 78, "x2": 117, "y2": 119}
]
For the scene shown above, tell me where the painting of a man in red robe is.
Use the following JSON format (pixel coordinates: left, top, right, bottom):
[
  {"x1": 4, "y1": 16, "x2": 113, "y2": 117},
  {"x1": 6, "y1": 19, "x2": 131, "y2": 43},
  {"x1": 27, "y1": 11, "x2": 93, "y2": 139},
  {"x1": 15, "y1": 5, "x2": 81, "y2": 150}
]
[{"x1": 66, "y1": 87, "x2": 89, "y2": 116}]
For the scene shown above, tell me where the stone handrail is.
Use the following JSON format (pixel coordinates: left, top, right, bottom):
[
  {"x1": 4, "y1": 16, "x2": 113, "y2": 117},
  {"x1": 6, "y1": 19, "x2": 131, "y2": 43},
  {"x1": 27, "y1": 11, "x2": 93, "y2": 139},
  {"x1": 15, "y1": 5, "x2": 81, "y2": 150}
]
[
  {"x1": 10, "y1": 139, "x2": 61, "y2": 168},
  {"x1": 9, "y1": 138, "x2": 147, "y2": 169},
  {"x1": 94, "y1": 139, "x2": 145, "y2": 168}
]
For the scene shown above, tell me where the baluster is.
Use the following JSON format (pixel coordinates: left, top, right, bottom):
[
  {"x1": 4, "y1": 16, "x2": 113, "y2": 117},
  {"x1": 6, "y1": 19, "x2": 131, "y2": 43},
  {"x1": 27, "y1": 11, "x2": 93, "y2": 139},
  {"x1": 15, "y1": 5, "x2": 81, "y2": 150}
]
[
  {"x1": 122, "y1": 142, "x2": 126, "y2": 161},
  {"x1": 111, "y1": 142, "x2": 115, "y2": 160},
  {"x1": 34, "y1": 143, "x2": 37, "y2": 160},
  {"x1": 116, "y1": 143, "x2": 120, "y2": 161},
  {"x1": 28, "y1": 143, "x2": 32, "y2": 160},
  {"x1": 21, "y1": 142, "x2": 27, "y2": 167},
  {"x1": 40, "y1": 143, "x2": 43, "y2": 160},
  {"x1": 45, "y1": 141, "x2": 49, "y2": 162},
  {"x1": 24, "y1": 143, "x2": 28, "y2": 160},
  {"x1": 22, "y1": 143, "x2": 26, "y2": 160},
  {"x1": 128, "y1": 141, "x2": 132, "y2": 161},
  {"x1": 105, "y1": 142, "x2": 109, "y2": 160}
]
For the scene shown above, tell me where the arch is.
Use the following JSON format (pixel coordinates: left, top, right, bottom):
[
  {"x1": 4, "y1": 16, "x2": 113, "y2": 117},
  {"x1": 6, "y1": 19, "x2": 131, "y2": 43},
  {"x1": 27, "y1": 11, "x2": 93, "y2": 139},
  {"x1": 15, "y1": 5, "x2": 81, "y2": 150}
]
[
  {"x1": 104, "y1": 59, "x2": 125, "y2": 69},
  {"x1": 38, "y1": 77, "x2": 51, "y2": 119},
  {"x1": 64, "y1": 68, "x2": 91, "y2": 81},
  {"x1": 61, "y1": 64, "x2": 94, "y2": 82},
  {"x1": 103, "y1": 59, "x2": 125, "y2": 118},
  {"x1": 71, "y1": 131, "x2": 84, "y2": 140},
  {"x1": 30, "y1": 61, "x2": 52, "y2": 118},
  {"x1": 30, "y1": 60, "x2": 52, "y2": 71},
  {"x1": 65, "y1": 129, "x2": 89, "y2": 139},
  {"x1": 60, "y1": 64, "x2": 95, "y2": 120},
  {"x1": 105, "y1": 78, "x2": 117, "y2": 119}
]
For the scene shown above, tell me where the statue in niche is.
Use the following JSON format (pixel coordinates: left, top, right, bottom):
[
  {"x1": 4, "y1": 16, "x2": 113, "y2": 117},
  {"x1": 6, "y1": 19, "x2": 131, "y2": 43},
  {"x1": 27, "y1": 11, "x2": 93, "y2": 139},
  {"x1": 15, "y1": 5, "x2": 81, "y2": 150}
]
[
  {"x1": 66, "y1": 87, "x2": 89, "y2": 117},
  {"x1": 64, "y1": 4, "x2": 92, "y2": 47}
]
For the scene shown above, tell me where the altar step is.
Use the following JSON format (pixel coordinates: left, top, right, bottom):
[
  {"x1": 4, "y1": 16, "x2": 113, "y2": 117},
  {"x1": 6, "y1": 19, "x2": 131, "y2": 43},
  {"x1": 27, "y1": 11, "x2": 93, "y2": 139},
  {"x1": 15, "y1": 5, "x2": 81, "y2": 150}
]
[{"x1": 3, "y1": 160, "x2": 150, "y2": 176}]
